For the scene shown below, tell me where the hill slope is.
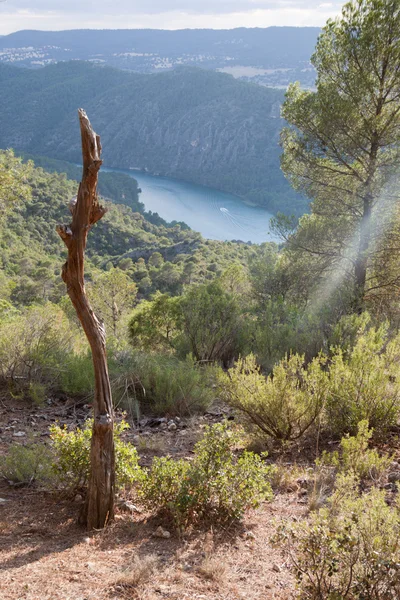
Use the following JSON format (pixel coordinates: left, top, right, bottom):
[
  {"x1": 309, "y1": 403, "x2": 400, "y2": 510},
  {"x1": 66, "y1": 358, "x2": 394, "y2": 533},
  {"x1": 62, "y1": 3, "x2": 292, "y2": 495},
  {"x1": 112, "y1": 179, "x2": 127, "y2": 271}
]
[
  {"x1": 0, "y1": 27, "x2": 319, "y2": 87},
  {"x1": 0, "y1": 151, "x2": 261, "y2": 307},
  {"x1": 0, "y1": 62, "x2": 305, "y2": 215}
]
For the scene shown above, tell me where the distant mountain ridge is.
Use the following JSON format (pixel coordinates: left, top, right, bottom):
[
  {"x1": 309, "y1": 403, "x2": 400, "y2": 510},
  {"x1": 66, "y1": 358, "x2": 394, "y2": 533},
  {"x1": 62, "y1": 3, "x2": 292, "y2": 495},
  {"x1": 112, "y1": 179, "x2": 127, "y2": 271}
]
[
  {"x1": 0, "y1": 27, "x2": 319, "y2": 87},
  {"x1": 0, "y1": 61, "x2": 305, "y2": 215}
]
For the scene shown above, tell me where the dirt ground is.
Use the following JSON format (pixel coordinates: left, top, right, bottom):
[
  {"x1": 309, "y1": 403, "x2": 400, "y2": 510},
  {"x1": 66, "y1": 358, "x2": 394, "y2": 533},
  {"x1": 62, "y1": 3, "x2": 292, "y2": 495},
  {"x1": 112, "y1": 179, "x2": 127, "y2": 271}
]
[{"x1": 0, "y1": 396, "x2": 306, "y2": 600}]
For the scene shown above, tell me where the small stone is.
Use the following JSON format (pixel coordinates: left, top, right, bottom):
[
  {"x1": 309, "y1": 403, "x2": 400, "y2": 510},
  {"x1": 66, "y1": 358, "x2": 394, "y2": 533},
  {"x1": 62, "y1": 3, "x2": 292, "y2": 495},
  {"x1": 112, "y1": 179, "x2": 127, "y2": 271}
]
[
  {"x1": 119, "y1": 500, "x2": 141, "y2": 514},
  {"x1": 272, "y1": 563, "x2": 282, "y2": 573},
  {"x1": 297, "y1": 477, "x2": 309, "y2": 489},
  {"x1": 178, "y1": 429, "x2": 187, "y2": 436},
  {"x1": 168, "y1": 422, "x2": 177, "y2": 431},
  {"x1": 74, "y1": 494, "x2": 83, "y2": 503},
  {"x1": 175, "y1": 417, "x2": 181, "y2": 423},
  {"x1": 13, "y1": 431, "x2": 26, "y2": 437},
  {"x1": 0, "y1": 498, "x2": 8, "y2": 503},
  {"x1": 154, "y1": 526, "x2": 171, "y2": 539},
  {"x1": 159, "y1": 422, "x2": 168, "y2": 430},
  {"x1": 388, "y1": 471, "x2": 400, "y2": 483},
  {"x1": 244, "y1": 531, "x2": 256, "y2": 540},
  {"x1": 83, "y1": 537, "x2": 91, "y2": 544}
]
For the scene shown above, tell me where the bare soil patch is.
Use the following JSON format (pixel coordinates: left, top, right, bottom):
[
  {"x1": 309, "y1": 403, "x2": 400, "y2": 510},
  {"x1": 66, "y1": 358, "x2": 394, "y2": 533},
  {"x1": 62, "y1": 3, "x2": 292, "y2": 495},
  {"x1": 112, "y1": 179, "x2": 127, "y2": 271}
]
[{"x1": 0, "y1": 396, "x2": 304, "y2": 600}]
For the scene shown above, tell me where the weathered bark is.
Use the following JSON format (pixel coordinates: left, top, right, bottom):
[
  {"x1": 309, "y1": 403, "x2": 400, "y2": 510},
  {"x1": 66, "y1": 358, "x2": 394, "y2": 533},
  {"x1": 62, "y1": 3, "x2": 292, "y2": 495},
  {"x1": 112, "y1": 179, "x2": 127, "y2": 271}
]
[{"x1": 57, "y1": 109, "x2": 115, "y2": 529}]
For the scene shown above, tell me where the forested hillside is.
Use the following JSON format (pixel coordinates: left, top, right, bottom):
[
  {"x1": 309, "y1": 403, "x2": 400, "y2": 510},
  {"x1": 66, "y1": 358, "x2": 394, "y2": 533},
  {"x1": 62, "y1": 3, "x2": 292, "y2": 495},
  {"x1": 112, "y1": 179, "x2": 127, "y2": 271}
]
[
  {"x1": 0, "y1": 62, "x2": 305, "y2": 215},
  {"x1": 4, "y1": 2, "x2": 400, "y2": 598},
  {"x1": 0, "y1": 27, "x2": 319, "y2": 87},
  {"x1": 0, "y1": 151, "x2": 261, "y2": 309}
]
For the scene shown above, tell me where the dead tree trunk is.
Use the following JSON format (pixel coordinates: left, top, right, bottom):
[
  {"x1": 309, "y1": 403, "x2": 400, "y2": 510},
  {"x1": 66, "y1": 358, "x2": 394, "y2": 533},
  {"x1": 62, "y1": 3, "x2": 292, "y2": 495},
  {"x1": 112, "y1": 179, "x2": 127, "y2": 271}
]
[{"x1": 57, "y1": 109, "x2": 115, "y2": 530}]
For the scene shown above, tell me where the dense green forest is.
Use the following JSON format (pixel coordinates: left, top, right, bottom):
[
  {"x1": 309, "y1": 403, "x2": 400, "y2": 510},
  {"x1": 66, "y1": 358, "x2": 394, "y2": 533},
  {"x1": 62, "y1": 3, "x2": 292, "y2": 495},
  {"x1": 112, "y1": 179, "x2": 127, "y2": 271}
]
[
  {"x1": 0, "y1": 151, "x2": 260, "y2": 308},
  {"x1": 0, "y1": 62, "x2": 305, "y2": 215},
  {"x1": 3, "y1": 1, "x2": 400, "y2": 597},
  {"x1": 20, "y1": 152, "x2": 189, "y2": 229}
]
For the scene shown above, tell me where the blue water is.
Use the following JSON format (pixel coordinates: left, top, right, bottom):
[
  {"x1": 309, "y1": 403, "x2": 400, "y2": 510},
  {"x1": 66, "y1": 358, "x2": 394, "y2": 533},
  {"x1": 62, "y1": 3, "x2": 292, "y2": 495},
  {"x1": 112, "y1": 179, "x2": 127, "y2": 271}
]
[{"x1": 104, "y1": 167, "x2": 278, "y2": 244}]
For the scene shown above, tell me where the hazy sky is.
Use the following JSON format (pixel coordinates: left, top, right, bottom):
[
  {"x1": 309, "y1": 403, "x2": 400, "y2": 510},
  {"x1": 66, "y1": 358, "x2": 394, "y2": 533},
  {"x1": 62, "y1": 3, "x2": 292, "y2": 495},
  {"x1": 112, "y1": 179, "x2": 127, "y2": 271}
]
[{"x1": 0, "y1": 1, "x2": 344, "y2": 35}]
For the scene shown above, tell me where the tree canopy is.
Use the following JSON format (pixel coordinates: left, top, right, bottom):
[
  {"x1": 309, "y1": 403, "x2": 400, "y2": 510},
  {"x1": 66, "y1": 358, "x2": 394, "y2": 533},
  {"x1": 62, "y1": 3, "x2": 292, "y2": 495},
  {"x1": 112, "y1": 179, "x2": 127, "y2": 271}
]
[{"x1": 281, "y1": 0, "x2": 400, "y2": 310}]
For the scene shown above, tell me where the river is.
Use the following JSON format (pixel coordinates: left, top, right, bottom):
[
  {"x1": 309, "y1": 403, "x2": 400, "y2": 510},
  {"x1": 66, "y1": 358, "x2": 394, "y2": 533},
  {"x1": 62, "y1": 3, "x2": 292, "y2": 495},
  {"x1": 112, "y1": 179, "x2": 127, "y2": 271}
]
[{"x1": 104, "y1": 168, "x2": 278, "y2": 244}]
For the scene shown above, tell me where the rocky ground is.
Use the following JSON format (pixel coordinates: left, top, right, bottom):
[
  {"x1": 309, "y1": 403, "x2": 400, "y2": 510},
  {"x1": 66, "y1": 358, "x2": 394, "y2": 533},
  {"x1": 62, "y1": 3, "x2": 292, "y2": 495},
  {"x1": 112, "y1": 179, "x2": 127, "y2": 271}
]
[{"x1": 0, "y1": 395, "x2": 316, "y2": 599}]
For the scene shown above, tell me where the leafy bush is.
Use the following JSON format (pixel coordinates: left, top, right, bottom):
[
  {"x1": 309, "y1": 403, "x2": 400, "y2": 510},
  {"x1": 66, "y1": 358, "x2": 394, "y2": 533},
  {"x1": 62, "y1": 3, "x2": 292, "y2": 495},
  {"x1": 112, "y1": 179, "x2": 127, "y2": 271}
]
[
  {"x1": 0, "y1": 303, "x2": 74, "y2": 397},
  {"x1": 129, "y1": 281, "x2": 246, "y2": 365},
  {"x1": 50, "y1": 419, "x2": 143, "y2": 493},
  {"x1": 325, "y1": 327, "x2": 400, "y2": 437},
  {"x1": 329, "y1": 312, "x2": 373, "y2": 356},
  {"x1": 28, "y1": 381, "x2": 47, "y2": 406},
  {"x1": 220, "y1": 326, "x2": 400, "y2": 444},
  {"x1": 60, "y1": 352, "x2": 94, "y2": 397},
  {"x1": 112, "y1": 351, "x2": 217, "y2": 416},
  {"x1": 275, "y1": 475, "x2": 400, "y2": 599},
  {"x1": 220, "y1": 354, "x2": 328, "y2": 442},
  {"x1": 0, "y1": 442, "x2": 53, "y2": 485},
  {"x1": 141, "y1": 422, "x2": 274, "y2": 528},
  {"x1": 317, "y1": 420, "x2": 392, "y2": 482},
  {"x1": 178, "y1": 280, "x2": 244, "y2": 364},
  {"x1": 129, "y1": 292, "x2": 182, "y2": 352}
]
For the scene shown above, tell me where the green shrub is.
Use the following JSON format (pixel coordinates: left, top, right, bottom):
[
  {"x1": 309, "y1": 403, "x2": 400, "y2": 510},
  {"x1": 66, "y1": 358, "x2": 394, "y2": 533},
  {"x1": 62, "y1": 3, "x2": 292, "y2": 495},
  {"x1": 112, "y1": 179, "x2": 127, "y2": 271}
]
[
  {"x1": 60, "y1": 353, "x2": 94, "y2": 397},
  {"x1": 112, "y1": 351, "x2": 217, "y2": 416},
  {"x1": 178, "y1": 280, "x2": 244, "y2": 364},
  {"x1": 0, "y1": 303, "x2": 74, "y2": 397},
  {"x1": 141, "y1": 422, "x2": 274, "y2": 528},
  {"x1": 220, "y1": 354, "x2": 328, "y2": 442},
  {"x1": 28, "y1": 381, "x2": 47, "y2": 406},
  {"x1": 50, "y1": 419, "x2": 143, "y2": 493},
  {"x1": 129, "y1": 281, "x2": 246, "y2": 365},
  {"x1": 317, "y1": 420, "x2": 392, "y2": 481},
  {"x1": 275, "y1": 475, "x2": 400, "y2": 599},
  {"x1": 329, "y1": 312, "x2": 373, "y2": 355},
  {"x1": 0, "y1": 442, "x2": 53, "y2": 485},
  {"x1": 326, "y1": 327, "x2": 400, "y2": 437},
  {"x1": 221, "y1": 326, "x2": 400, "y2": 443}
]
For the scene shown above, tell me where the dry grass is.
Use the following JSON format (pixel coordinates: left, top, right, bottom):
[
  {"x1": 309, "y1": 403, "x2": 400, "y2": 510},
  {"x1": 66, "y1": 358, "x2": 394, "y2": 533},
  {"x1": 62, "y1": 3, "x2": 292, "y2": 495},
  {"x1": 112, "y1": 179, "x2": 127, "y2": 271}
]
[
  {"x1": 308, "y1": 466, "x2": 337, "y2": 512},
  {"x1": 114, "y1": 554, "x2": 159, "y2": 591},
  {"x1": 197, "y1": 555, "x2": 227, "y2": 582},
  {"x1": 270, "y1": 461, "x2": 308, "y2": 493},
  {"x1": 136, "y1": 434, "x2": 167, "y2": 454}
]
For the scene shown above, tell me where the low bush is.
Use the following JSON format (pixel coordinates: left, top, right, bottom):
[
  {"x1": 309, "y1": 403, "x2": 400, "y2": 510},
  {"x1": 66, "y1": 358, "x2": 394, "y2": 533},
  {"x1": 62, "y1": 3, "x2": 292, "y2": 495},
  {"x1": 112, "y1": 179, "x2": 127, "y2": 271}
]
[
  {"x1": 0, "y1": 442, "x2": 53, "y2": 485},
  {"x1": 275, "y1": 475, "x2": 400, "y2": 599},
  {"x1": 0, "y1": 303, "x2": 74, "y2": 397},
  {"x1": 112, "y1": 351, "x2": 217, "y2": 416},
  {"x1": 60, "y1": 352, "x2": 94, "y2": 397},
  {"x1": 220, "y1": 325, "x2": 400, "y2": 444},
  {"x1": 317, "y1": 420, "x2": 392, "y2": 482},
  {"x1": 220, "y1": 353, "x2": 328, "y2": 442},
  {"x1": 50, "y1": 419, "x2": 143, "y2": 493},
  {"x1": 141, "y1": 422, "x2": 274, "y2": 528},
  {"x1": 325, "y1": 327, "x2": 400, "y2": 437}
]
